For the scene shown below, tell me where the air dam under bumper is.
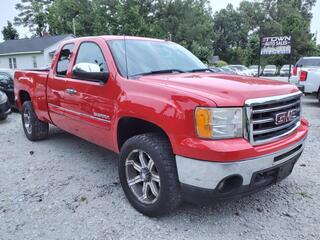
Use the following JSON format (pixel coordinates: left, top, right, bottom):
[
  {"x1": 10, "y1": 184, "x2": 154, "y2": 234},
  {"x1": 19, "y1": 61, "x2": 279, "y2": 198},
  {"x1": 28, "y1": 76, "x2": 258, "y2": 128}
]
[{"x1": 176, "y1": 137, "x2": 305, "y2": 203}]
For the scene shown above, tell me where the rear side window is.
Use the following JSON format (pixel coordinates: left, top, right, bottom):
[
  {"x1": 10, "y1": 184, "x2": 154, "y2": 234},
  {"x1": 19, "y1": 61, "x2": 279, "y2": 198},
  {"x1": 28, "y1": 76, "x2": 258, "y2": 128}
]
[
  {"x1": 74, "y1": 42, "x2": 108, "y2": 73},
  {"x1": 296, "y1": 58, "x2": 320, "y2": 67},
  {"x1": 56, "y1": 43, "x2": 74, "y2": 76}
]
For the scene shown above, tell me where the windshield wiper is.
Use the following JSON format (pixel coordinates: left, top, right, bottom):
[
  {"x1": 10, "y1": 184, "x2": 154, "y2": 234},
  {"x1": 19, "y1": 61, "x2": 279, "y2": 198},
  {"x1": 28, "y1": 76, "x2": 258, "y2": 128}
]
[
  {"x1": 131, "y1": 69, "x2": 186, "y2": 77},
  {"x1": 187, "y1": 68, "x2": 214, "y2": 73}
]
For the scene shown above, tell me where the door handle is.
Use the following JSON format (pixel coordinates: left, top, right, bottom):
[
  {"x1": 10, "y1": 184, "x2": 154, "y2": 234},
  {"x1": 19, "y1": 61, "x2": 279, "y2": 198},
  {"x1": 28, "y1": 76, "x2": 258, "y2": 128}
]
[{"x1": 65, "y1": 88, "x2": 77, "y2": 95}]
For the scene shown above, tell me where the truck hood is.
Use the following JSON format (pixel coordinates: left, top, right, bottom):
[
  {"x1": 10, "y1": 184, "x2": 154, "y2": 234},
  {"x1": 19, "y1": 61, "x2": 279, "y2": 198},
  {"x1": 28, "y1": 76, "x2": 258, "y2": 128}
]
[{"x1": 138, "y1": 73, "x2": 299, "y2": 106}]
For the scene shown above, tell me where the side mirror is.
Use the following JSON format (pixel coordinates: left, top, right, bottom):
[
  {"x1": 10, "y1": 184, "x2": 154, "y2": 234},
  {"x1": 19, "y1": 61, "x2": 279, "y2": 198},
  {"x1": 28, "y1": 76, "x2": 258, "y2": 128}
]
[{"x1": 72, "y1": 63, "x2": 109, "y2": 83}]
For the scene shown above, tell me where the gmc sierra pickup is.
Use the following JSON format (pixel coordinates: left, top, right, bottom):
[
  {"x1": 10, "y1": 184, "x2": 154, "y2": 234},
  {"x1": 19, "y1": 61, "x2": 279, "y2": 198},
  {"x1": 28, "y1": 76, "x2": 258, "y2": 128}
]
[{"x1": 14, "y1": 36, "x2": 309, "y2": 217}]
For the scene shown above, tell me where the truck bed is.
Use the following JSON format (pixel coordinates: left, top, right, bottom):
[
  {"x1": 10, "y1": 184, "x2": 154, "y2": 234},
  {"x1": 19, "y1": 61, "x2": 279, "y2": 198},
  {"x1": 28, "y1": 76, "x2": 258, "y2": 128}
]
[{"x1": 14, "y1": 69, "x2": 51, "y2": 123}]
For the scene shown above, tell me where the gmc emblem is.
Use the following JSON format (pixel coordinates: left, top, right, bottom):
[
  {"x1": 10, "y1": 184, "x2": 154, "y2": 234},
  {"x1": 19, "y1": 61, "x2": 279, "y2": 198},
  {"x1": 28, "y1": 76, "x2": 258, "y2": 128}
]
[{"x1": 274, "y1": 109, "x2": 298, "y2": 125}]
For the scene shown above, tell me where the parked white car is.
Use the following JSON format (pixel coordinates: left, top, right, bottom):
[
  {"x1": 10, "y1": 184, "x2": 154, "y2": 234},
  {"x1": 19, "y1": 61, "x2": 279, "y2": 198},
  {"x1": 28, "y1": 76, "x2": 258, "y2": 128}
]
[
  {"x1": 220, "y1": 66, "x2": 238, "y2": 75},
  {"x1": 262, "y1": 65, "x2": 277, "y2": 76},
  {"x1": 249, "y1": 65, "x2": 260, "y2": 76},
  {"x1": 228, "y1": 65, "x2": 253, "y2": 76},
  {"x1": 290, "y1": 57, "x2": 320, "y2": 85},
  {"x1": 280, "y1": 65, "x2": 293, "y2": 77}
]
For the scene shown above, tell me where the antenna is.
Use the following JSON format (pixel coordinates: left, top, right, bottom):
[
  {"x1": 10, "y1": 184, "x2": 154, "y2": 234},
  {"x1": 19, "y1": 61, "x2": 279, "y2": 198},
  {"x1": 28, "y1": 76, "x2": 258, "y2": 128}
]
[{"x1": 123, "y1": 33, "x2": 129, "y2": 79}]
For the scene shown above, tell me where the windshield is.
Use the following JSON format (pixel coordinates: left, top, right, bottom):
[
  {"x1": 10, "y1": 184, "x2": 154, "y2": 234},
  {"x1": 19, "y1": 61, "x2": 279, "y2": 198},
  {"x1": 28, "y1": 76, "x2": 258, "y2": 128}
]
[
  {"x1": 249, "y1": 65, "x2": 258, "y2": 69},
  {"x1": 107, "y1": 39, "x2": 206, "y2": 77},
  {"x1": 296, "y1": 58, "x2": 320, "y2": 67}
]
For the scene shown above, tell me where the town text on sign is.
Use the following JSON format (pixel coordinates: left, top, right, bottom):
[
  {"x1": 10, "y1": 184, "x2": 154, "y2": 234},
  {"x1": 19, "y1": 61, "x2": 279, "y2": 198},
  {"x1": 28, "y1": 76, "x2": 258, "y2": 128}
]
[{"x1": 261, "y1": 36, "x2": 292, "y2": 55}]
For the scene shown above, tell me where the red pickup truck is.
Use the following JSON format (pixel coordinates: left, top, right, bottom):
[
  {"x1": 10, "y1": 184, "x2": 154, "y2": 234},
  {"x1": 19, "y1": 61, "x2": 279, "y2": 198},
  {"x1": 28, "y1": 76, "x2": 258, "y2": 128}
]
[{"x1": 14, "y1": 36, "x2": 308, "y2": 216}]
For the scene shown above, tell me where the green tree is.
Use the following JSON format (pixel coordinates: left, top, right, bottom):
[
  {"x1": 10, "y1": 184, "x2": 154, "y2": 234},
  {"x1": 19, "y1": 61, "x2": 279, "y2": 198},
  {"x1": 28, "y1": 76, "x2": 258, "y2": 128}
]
[
  {"x1": 111, "y1": 0, "x2": 159, "y2": 36},
  {"x1": 13, "y1": 0, "x2": 215, "y2": 60},
  {"x1": 155, "y1": 0, "x2": 214, "y2": 61},
  {"x1": 91, "y1": 0, "x2": 119, "y2": 35},
  {"x1": 214, "y1": 0, "x2": 318, "y2": 65},
  {"x1": 212, "y1": 4, "x2": 249, "y2": 63},
  {"x1": 48, "y1": 0, "x2": 95, "y2": 36},
  {"x1": 14, "y1": 0, "x2": 52, "y2": 37},
  {"x1": 2, "y1": 21, "x2": 19, "y2": 40}
]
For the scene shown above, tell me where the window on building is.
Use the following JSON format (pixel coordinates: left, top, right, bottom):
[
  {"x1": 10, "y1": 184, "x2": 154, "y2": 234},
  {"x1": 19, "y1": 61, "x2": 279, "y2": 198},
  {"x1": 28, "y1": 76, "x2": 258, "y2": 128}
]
[
  {"x1": 8, "y1": 58, "x2": 12, "y2": 69},
  {"x1": 13, "y1": 58, "x2": 17, "y2": 69},
  {"x1": 32, "y1": 56, "x2": 37, "y2": 68}
]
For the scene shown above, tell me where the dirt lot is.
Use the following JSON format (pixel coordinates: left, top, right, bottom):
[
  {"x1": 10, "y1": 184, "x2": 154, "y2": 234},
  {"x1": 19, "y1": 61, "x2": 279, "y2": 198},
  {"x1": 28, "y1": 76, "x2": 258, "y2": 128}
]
[{"x1": 0, "y1": 95, "x2": 319, "y2": 240}]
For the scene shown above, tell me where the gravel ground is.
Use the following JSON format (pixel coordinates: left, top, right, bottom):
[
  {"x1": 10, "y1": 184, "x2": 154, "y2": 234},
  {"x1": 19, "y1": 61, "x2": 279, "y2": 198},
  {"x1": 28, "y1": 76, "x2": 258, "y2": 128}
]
[{"x1": 0, "y1": 95, "x2": 319, "y2": 240}]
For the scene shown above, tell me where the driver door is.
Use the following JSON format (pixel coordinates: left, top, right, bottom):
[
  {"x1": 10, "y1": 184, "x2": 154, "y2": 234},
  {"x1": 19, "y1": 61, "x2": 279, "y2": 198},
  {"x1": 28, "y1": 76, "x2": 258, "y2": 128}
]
[{"x1": 62, "y1": 40, "x2": 115, "y2": 149}]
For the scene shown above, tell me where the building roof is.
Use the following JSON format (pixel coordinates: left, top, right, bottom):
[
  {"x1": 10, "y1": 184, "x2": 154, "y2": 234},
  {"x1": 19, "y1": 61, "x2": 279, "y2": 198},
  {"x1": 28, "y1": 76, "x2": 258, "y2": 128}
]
[{"x1": 0, "y1": 34, "x2": 73, "y2": 55}]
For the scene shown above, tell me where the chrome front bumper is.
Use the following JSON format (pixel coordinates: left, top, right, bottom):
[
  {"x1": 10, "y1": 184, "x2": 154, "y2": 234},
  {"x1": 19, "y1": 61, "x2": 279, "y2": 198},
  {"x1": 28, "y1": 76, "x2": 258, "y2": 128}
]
[{"x1": 176, "y1": 137, "x2": 305, "y2": 190}]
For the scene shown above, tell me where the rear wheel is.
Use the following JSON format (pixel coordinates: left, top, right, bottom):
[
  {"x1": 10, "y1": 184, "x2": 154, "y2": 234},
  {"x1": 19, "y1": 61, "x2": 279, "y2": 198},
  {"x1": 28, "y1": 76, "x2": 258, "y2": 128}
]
[
  {"x1": 119, "y1": 133, "x2": 182, "y2": 217},
  {"x1": 21, "y1": 101, "x2": 49, "y2": 141}
]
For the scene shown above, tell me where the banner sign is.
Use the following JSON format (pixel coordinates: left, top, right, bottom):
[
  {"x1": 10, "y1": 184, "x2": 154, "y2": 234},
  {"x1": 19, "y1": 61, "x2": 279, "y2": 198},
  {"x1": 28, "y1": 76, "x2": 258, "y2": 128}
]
[{"x1": 260, "y1": 36, "x2": 292, "y2": 55}]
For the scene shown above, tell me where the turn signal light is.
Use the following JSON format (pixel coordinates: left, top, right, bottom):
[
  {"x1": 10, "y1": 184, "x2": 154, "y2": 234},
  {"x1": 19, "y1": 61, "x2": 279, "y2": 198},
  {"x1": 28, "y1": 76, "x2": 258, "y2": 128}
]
[
  {"x1": 195, "y1": 108, "x2": 212, "y2": 138},
  {"x1": 300, "y1": 71, "x2": 308, "y2": 81}
]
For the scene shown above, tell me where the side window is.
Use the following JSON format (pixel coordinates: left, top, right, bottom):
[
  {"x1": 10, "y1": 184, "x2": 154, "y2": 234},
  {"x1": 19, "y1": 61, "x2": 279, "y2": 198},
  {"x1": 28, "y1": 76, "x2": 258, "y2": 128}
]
[
  {"x1": 74, "y1": 42, "x2": 108, "y2": 77},
  {"x1": 56, "y1": 43, "x2": 74, "y2": 77}
]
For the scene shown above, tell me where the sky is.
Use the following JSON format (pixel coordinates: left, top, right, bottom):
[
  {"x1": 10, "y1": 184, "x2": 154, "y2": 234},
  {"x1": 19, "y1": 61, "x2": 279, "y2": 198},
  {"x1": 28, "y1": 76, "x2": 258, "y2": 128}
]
[{"x1": 0, "y1": 0, "x2": 319, "y2": 43}]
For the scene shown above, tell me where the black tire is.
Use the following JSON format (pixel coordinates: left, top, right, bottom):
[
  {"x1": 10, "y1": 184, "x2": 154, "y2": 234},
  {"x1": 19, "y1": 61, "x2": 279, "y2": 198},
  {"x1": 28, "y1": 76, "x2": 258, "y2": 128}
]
[
  {"x1": 21, "y1": 101, "x2": 49, "y2": 141},
  {"x1": 0, "y1": 114, "x2": 7, "y2": 121},
  {"x1": 119, "y1": 133, "x2": 182, "y2": 217}
]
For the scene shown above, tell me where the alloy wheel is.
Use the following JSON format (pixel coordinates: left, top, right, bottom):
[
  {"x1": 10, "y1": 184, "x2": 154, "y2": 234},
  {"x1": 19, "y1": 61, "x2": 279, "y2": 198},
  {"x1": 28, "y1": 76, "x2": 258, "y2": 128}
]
[{"x1": 125, "y1": 149, "x2": 161, "y2": 204}]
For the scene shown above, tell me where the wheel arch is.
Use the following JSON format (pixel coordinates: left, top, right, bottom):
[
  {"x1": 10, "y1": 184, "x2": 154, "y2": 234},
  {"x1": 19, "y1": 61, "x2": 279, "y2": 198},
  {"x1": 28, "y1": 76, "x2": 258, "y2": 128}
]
[
  {"x1": 116, "y1": 117, "x2": 172, "y2": 151},
  {"x1": 19, "y1": 90, "x2": 31, "y2": 104}
]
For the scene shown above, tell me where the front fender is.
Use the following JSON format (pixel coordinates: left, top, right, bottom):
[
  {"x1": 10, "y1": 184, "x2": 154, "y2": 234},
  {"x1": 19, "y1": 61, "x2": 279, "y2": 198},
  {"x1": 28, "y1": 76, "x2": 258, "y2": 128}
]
[{"x1": 114, "y1": 81, "x2": 214, "y2": 154}]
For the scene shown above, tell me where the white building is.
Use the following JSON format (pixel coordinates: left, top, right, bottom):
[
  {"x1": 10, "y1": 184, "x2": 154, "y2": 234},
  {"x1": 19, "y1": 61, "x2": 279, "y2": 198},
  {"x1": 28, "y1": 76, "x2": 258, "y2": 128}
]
[{"x1": 0, "y1": 34, "x2": 74, "y2": 70}]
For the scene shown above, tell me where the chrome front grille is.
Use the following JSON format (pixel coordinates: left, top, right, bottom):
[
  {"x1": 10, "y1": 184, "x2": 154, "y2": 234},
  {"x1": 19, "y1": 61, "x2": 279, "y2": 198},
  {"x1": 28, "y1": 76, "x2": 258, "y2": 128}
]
[{"x1": 245, "y1": 92, "x2": 302, "y2": 145}]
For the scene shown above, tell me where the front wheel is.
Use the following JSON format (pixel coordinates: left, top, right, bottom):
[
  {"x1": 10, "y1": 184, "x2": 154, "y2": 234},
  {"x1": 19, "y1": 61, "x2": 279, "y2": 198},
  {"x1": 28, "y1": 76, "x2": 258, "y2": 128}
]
[
  {"x1": 21, "y1": 101, "x2": 49, "y2": 141},
  {"x1": 119, "y1": 133, "x2": 182, "y2": 217}
]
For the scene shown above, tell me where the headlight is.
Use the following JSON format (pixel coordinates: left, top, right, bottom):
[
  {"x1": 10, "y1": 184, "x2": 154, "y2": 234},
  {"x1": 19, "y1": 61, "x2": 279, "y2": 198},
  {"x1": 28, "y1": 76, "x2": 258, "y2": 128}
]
[
  {"x1": 0, "y1": 91, "x2": 8, "y2": 104},
  {"x1": 195, "y1": 107, "x2": 243, "y2": 139}
]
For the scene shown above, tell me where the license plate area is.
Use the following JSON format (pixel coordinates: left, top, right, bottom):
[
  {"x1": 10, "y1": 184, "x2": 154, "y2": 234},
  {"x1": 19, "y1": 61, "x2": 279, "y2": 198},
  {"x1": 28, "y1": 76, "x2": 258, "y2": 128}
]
[
  {"x1": 251, "y1": 157, "x2": 298, "y2": 188},
  {"x1": 276, "y1": 160, "x2": 296, "y2": 182}
]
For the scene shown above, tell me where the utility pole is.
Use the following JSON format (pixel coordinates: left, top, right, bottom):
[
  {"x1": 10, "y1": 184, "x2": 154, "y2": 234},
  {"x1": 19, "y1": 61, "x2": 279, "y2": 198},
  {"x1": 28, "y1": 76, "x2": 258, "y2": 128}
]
[
  {"x1": 166, "y1": 32, "x2": 172, "y2": 41},
  {"x1": 72, "y1": 18, "x2": 76, "y2": 36}
]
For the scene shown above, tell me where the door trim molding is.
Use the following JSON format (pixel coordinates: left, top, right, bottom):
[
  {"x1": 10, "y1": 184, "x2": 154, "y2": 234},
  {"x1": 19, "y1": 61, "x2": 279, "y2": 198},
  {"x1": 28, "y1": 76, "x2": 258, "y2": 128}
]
[{"x1": 48, "y1": 103, "x2": 111, "y2": 123}]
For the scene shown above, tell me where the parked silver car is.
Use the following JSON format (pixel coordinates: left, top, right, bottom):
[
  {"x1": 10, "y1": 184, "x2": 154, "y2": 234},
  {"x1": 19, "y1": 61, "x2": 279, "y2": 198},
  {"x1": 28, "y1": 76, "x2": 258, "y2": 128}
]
[
  {"x1": 249, "y1": 65, "x2": 261, "y2": 76},
  {"x1": 220, "y1": 66, "x2": 238, "y2": 75},
  {"x1": 280, "y1": 65, "x2": 293, "y2": 77},
  {"x1": 262, "y1": 65, "x2": 277, "y2": 76},
  {"x1": 228, "y1": 65, "x2": 253, "y2": 76}
]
